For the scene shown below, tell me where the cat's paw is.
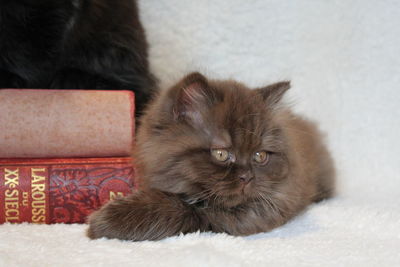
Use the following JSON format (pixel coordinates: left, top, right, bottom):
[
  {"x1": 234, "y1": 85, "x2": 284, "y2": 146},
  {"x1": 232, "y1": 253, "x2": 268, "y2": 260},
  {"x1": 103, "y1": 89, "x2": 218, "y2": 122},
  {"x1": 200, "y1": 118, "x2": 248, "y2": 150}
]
[
  {"x1": 87, "y1": 190, "x2": 201, "y2": 241},
  {"x1": 86, "y1": 196, "x2": 139, "y2": 241},
  {"x1": 86, "y1": 210, "x2": 107, "y2": 240},
  {"x1": 86, "y1": 191, "x2": 170, "y2": 241}
]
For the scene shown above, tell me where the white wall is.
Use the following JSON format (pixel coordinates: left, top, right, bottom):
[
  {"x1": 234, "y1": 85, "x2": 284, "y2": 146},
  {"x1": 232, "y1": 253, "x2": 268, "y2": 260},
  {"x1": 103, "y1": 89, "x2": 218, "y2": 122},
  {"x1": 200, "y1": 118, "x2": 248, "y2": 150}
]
[{"x1": 140, "y1": 0, "x2": 400, "y2": 203}]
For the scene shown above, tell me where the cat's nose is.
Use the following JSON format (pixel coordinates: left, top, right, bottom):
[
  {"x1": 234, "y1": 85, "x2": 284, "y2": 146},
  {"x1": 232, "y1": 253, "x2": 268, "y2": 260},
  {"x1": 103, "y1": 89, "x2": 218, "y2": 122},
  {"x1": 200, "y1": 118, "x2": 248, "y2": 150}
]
[{"x1": 239, "y1": 173, "x2": 254, "y2": 184}]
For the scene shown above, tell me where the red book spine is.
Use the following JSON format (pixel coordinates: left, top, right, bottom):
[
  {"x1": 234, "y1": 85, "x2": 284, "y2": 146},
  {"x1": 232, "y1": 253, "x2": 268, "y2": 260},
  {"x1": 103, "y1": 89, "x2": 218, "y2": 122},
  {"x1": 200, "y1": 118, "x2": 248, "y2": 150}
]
[{"x1": 0, "y1": 157, "x2": 135, "y2": 224}]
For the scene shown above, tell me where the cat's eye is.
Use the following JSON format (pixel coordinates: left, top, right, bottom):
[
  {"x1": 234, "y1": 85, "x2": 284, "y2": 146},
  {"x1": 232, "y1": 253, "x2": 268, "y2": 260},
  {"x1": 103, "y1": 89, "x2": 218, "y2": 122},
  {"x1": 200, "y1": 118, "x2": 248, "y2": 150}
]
[
  {"x1": 253, "y1": 151, "x2": 269, "y2": 164},
  {"x1": 211, "y1": 148, "x2": 230, "y2": 162}
]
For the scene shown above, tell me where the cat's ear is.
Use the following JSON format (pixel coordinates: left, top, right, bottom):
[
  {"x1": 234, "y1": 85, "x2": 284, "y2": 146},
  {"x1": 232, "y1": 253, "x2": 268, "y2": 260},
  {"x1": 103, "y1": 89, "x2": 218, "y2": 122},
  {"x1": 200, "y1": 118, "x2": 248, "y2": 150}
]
[
  {"x1": 256, "y1": 81, "x2": 290, "y2": 107},
  {"x1": 173, "y1": 72, "x2": 218, "y2": 125}
]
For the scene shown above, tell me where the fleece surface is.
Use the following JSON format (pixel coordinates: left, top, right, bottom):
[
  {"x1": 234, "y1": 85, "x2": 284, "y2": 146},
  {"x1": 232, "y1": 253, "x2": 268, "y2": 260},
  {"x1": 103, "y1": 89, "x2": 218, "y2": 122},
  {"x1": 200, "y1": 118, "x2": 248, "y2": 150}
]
[{"x1": 1, "y1": 0, "x2": 400, "y2": 266}]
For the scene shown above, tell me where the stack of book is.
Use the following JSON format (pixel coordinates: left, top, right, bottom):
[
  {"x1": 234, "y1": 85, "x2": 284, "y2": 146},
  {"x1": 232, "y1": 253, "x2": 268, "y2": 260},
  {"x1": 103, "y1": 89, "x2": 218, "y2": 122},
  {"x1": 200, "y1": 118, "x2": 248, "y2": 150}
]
[{"x1": 0, "y1": 89, "x2": 136, "y2": 224}]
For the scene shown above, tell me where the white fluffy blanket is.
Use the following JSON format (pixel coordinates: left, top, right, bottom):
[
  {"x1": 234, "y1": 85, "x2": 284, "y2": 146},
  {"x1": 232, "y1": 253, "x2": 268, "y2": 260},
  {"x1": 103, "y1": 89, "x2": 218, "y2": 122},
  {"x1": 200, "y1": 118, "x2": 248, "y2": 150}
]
[{"x1": 1, "y1": 0, "x2": 399, "y2": 266}]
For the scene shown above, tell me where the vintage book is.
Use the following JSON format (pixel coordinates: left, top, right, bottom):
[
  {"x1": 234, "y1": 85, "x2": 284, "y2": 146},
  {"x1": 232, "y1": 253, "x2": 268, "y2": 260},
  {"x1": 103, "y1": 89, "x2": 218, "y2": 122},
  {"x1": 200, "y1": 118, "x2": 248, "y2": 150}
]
[
  {"x1": 0, "y1": 157, "x2": 135, "y2": 224},
  {"x1": 0, "y1": 89, "x2": 135, "y2": 158}
]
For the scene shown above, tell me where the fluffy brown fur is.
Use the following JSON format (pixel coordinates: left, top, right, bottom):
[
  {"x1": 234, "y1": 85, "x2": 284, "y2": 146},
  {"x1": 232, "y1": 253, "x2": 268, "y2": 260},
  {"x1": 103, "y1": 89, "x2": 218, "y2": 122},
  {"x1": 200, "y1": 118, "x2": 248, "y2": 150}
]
[{"x1": 87, "y1": 72, "x2": 335, "y2": 241}]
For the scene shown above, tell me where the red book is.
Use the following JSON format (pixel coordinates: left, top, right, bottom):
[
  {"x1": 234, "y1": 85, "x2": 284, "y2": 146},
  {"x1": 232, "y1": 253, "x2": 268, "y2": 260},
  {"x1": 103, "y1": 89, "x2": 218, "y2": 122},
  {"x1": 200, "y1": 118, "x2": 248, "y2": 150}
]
[{"x1": 0, "y1": 157, "x2": 135, "y2": 224}]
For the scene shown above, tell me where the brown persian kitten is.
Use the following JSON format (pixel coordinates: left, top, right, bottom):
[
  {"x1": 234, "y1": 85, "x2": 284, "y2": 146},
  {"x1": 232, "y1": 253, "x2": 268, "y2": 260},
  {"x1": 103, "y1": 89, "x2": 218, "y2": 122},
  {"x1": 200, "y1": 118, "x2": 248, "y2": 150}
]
[{"x1": 87, "y1": 72, "x2": 335, "y2": 241}]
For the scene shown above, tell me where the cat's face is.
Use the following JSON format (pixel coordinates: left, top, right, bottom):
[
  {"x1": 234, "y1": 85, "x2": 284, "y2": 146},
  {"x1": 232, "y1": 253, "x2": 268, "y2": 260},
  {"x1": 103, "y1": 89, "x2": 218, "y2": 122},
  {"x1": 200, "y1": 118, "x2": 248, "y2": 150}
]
[{"x1": 138, "y1": 72, "x2": 291, "y2": 207}]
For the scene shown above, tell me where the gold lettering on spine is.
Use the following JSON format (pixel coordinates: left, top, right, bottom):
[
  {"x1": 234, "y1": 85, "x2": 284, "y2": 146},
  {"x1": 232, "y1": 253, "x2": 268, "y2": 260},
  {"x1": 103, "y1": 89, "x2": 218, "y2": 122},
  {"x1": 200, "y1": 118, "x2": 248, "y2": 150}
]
[
  {"x1": 109, "y1": 191, "x2": 124, "y2": 200},
  {"x1": 4, "y1": 168, "x2": 20, "y2": 222},
  {"x1": 22, "y1": 192, "x2": 29, "y2": 207},
  {"x1": 5, "y1": 169, "x2": 19, "y2": 187},
  {"x1": 31, "y1": 168, "x2": 47, "y2": 223}
]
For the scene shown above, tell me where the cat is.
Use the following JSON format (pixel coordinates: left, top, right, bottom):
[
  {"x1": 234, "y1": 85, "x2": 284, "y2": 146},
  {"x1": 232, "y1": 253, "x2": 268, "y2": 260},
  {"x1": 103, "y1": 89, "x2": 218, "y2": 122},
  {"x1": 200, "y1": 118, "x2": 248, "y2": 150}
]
[
  {"x1": 0, "y1": 0, "x2": 156, "y2": 116},
  {"x1": 87, "y1": 72, "x2": 335, "y2": 241}
]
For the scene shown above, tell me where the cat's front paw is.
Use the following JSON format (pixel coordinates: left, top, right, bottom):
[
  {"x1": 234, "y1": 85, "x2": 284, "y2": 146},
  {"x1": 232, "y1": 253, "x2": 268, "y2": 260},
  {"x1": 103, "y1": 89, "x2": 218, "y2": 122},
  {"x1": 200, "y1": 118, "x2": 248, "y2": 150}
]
[
  {"x1": 86, "y1": 210, "x2": 109, "y2": 240},
  {"x1": 87, "y1": 190, "x2": 201, "y2": 241},
  {"x1": 87, "y1": 194, "x2": 143, "y2": 241}
]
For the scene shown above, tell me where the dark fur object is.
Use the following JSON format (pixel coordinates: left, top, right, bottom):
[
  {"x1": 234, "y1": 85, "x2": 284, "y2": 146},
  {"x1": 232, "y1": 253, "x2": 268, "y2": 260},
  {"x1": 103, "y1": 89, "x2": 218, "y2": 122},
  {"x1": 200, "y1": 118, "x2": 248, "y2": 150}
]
[
  {"x1": 87, "y1": 72, "x2": 335, "y2": 241},
  {"x1": 0, "y1": 0, "x2": 156, "y2": 116}
]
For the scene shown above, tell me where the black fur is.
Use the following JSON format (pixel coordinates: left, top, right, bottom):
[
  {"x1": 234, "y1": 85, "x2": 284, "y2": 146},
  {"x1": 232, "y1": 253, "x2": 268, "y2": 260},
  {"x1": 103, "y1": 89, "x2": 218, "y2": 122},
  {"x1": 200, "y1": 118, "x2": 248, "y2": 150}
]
[{"x1": 0, "y1": 0, "x2": 157, "y2": 116}]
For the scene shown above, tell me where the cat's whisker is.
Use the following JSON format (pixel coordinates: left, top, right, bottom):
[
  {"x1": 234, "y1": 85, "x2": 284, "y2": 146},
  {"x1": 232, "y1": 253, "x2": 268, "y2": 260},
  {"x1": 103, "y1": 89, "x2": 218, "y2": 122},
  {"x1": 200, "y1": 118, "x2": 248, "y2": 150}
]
[
  {"x1": 185, "y1": 188, "x2": 215, "y2": 204},
  {"x1": 256, "y1": 193, "x2": 281, "y2": 218}
]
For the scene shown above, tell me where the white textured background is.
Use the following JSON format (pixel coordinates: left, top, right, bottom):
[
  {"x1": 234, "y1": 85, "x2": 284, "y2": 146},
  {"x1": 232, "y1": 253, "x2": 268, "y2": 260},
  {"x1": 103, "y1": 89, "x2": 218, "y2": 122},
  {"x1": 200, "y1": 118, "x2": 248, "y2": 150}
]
[
  {"x1": 142, "y1": 0, "x2": 400, "y2": 202},
  {"x1": 1, "y1": 1, "x2": 399, "y2": 266}
]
